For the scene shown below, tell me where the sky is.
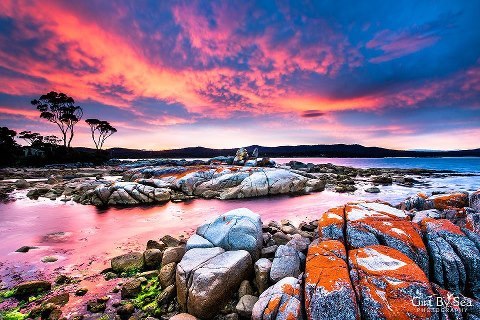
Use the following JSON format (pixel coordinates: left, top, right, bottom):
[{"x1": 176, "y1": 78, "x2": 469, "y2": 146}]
[{"x1": 0, "y1": 0, "x2": 479, "y2": 151}]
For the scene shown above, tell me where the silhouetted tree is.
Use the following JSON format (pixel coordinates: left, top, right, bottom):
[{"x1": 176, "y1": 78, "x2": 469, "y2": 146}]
[
  {"x1": 0, "y1": 127, "x2": 20, "y2": 165},
  {"x1": 18, "y1": 131, "x2": 43, "y2": 146},
  {"x1": 31, "y1": 92, "x2": 83, "y2": 148},
  {"x1": 43, "y1": 135, "x2": 61, "y2": 146},
  {"x1": 85, "y1": 119, "x2": 117, "y2": 149}
]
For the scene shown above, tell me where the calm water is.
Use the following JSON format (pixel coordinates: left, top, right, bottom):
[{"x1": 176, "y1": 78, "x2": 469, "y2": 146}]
[{"x1": 0, "y1": 157, "x2": 479, "y2": 287}]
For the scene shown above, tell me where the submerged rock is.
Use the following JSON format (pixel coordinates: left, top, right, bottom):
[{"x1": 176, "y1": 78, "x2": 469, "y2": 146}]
[{"x1": 14, "y1": 280, "x2": 51, "y2": 297}]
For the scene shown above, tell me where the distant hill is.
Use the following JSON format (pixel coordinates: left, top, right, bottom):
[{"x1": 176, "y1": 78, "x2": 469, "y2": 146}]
[{"x1": 84, "y1": 144, "x2": 480, "y2": 159}]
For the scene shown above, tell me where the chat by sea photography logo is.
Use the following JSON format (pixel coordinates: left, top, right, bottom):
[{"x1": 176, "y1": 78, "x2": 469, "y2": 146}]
[{"x1": 412, "y1": 293, "x2": 473, "y2": 313}]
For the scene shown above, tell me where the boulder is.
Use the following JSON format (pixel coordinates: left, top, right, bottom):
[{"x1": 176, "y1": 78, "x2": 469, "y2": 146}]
[
  {"x1": 176, "y1": 247, "x2": 252, "y2": 319},
  {"x1": 161, "y1": 246, "x2": 185, "y2": 267},
  {"x1": 349, "y1": 245, "x2": 438, "y2": 320},
  {"x1": 411, "y1": 209, "x2": 443, "y2": 224},
  {"x1": 345, "y1": 202, "x2": 407, "y2": 221},
  {"x1": 270, "y1": 245, "x2": 305, "y2": 283},
  {"x1": 255, "y1": 258, "x2": 272, "y2": 294},
  {"x1": 170, "y1": 313, "x2": 198, "y2": 320},
  {"x1": 318, "y1": 206, "x2": 345, "y2": 242},
  {"x1": 185, "y1": 234, "x2": 214, "y2": 251},
  {"x1": 286, "y1": 234, "x2": 310, "y2": 253},
  {"x1": 465, "y1": 212, "x2": 480, "y2": 234},
  {"x1": 401, "y1": 193, "x2": 428, "y2": 211},
  {"x1": 146, "y1": 239, "x2": 167, "y2": 251},
  {"x1": 238, "y1": 280, "x2": 254, "y2": 298},
  {"x1": 251, "y1": 276, "x2": 304, "y2": 320},
  {"x1": 14, "y1": 280, "x2": 51, "y2": 297},
  {"x1": 121, "y1": 278, "x2": 142, "y2": 299},
  {"x1": 15, "y1": 179, "x2": 30, "y2": 189},
  {"x1": 305, "y1": 240, "x2": 359, "y2": 320},
  {"x1": 421, "y1": 218, "x2": 480, "y2": 299},
  {"x1": 111, "y1": 252, "x2": 144, "y2": 273},
  {"x1": 143, "y1": 249, "x2": 163, "y2": 269},
  {"x1": 233, "y1": 147, "x2": 249, "y2": 165},
  {"x1": 161, "y1": 235, "x2": 182, "y2": 247},
  {"x1": 470, "y1": 190, "x2": 480, "y2": 212},
  {"x1": 426, "y1": 192, "x2": 469, "y2": 210},
  {"x1": 159, "y1": 262, "x2": 176, "y2": 288},
  {"x1": 196, "y1": 208, "x2": 262, "y2": 259},
  {"x1": 236, "y1": 294, "x2": 258, "y2": 318}
]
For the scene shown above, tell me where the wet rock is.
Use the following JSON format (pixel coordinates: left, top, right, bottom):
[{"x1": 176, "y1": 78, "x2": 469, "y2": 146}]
[
  {"x1": 176, "y1": 247, "x2": 252, "y2": 319},
  {"x1": 251, "y1": 276, "x2": 304, "y2": 320},
  {"x1": 236, "y1": 295, "x2": 258, "y2": 318},
  {"x1": 185, "y1": 234, "x2": 214, "y2": 251},
  {"x1": 14, "y1": 280, "x2": 51, "y2": 297},
  {"x1": 161, "y1": 246, "x2": 185, "y2": 267},
  {"x1": 426, "y1": 192, "x2": 469, "y2": 210},
  {"x1": 121, "y1": 278, "x2": 142, "y2": 299},
  {"x1": 196, "y1": 208, "x2": 263, "y2": 260},
  {"x1": 159, "y1": 262, "x2": 176, "y2": 288},
  {"x1": 349, "y1": 245, "x2": 437, "y2": 320},
  {"x1": 55, "y1": 274, "x2": 73, "y2": 285},
  {"x1": 143, "y1": 249, "x2": 163, "y2": 269},
  {"x1": 238, "y1": 280, "x2": 254, "y2": 298},
  {"x1": 75, "y1": 287, "x2": 88, "y2": 296},
  {"x1": 305, "y1": 240, "x2": 359, "y2": 320},
  {"x1": 42, "y1": 256, "x2": 58, "y2": 263},
  {"x1": 270, "y1": 245, "x2": 305, "y2": 283},
  {"x1": 117, "y1": 302, "x2": 135, "y2": 320},
  {"x1": 422, "y1": 218, "x2": 480, "y2": 299},
  {"x1": 318, "y1": 206, "x2": 345, "y2": 242},
  {"x1": 365, "y1": 186, "x2": 380, "y2": 193},
  {"x1": 15, "y1": 179, "x2": 30, "y2": 189},
  {"x1": 87, "y1": 299, "x2": 106, "y2": 313},
  {"x1": 15, "y1": 245, "x2": 38, "y2": 253},
  {"x1": 44, "y1": 292, "x2": 69, "y2": 306},
  {"x1": 371, "y1": 175, "x2": 392, "y2": 185},
  {"x1": 111, "y1": 252, "x2": 144, "y2": 273},
  {"x1": 254, "y1": 258, "x2": 272, "y2": 294}
]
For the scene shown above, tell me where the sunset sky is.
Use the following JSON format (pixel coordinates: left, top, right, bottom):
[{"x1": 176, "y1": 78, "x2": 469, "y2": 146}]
[{"x1": 0, "y1": 0, "x2": 479, "y2": 150}]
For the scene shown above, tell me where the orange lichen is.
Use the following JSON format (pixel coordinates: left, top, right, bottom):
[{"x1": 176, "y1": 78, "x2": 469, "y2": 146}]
[
  {"x1": 264, "y1": 296, "x2": 281, "y2": 315},
  {"x1": 428, "y1": 193, "x2": 468, "y2": 210},
  {"x1": 420, "y1": 218, "x2": 464, "y2": 236},
  {"x1": 318, "y1": 206, "x2": 344, "y2": 234}
]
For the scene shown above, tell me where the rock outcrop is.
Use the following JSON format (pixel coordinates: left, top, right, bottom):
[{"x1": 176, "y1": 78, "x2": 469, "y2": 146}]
[
  {"x1": 305, "y1": 240, "x2": 359, "y2": 320},
  {"x1": 251, "y1": 276, "x2": 304, "y2": 320}
]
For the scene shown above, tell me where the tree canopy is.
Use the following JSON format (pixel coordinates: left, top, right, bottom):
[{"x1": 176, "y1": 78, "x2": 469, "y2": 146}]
[
  {"x1": 85, "y1": 119, "x2": 117, "y2": 149},
  {"x1": 31, "y1": 91, "x2": 83, "y2": 148}
]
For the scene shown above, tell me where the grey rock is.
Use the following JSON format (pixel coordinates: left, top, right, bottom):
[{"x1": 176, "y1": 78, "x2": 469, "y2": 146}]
[
  {"x1": 143, "y1": 249, "x2": 163, "y2": 269},
  {"x1": 236, "y1": 295, "x2": 258, "y2": 318},
  {"x1": 159, "y1": 262, "x2": 176, "y2": 288},
  {"x1": 161, "y1": 246, "x2": 185, "y2": 267},
  {"x1": 254, "y1": 258, "x2": 272, "y2": 294},
  {"x1": 185, "y1": 234, "x2": 214, "y2": 251},
  {"x1": 270, "y1": 245, "x2": 305, "y2": 283}
]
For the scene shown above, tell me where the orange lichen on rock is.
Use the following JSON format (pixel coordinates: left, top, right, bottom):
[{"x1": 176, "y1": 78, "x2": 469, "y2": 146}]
[
  {"x1": 361, "y1": 219, "x2": 426, "y2": 251},
  {"x1": 349, "y1": 245, "x2": 437, "y2": 320},
  {"x1": 317, "y1": 206, "x2": 345, "y2": 241},
  {"x1": 421, "y1": 218, "x2": 464, "y2": 236},
  {"x1": 305, "y1": 240, "x2": 359, "y2": 320},
  {"x1": 426, "y1": 192, "x2": 468, "y2": 210},
  {"x1": 345, "y1": 202, "x2": 407, "y2": 222}
]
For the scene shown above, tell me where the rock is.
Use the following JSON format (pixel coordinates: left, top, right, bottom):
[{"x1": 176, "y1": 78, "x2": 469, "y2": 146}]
[
  {"x1": 270, "y1": 245, "x2": 305, "y2": 283},
  {"x1": 465, "y1": 212, "x2": 480, "y2": 233},
  {"x1": 245, "y1": 159, "x2": 257, "y2": 167},
  {"x1": 176, "y1": 247, "x2": 252, "y2": 319},
  {"x1": 156, "y1": 283, "x2": 176, "y2": 308},
  {"x1": 117, "y1": 302, "x2": 135, "y2": 320},
  {"x1": 251, "y1": 277, "x2": 304, "y2": 320},
  {"x1": 170, "y1": 314, "x2": 198, "y2": 320},
  {"x1": 280, "y1": 224, "x2": 297, "y2": 235},
  {"x1": 346, "y1": 205, "x2": 429, "y2": 276},
  {"x1": 233, "y1": 147, "x2": 249, "y2": 165},
  {"x1": 238, "y1": 280, "x2": 254, "y2": 298},
  {"x1": 42, "y1": 256, "x2": 58, "y2": 263},
  {"x1": 411, "y1": 209, "x2": 443, "y2": 223},
  {"x1": 365, "y1": 186, "x2": 380, "y2": 193},
  {"x1": 185, "y1": 234, "x2": 214, "y2": 251},
  {"x1": 161, "y1": 246, "x2": 185, "y2": 267},
  {"x1": 121, "y1": 278, "x2": 142, "y2": 299},
  {"x1": 318, "y1": 206, "x2": 345, "y2": 242},
  {"x1": 421, "y1": 218, "x2": 480, "y2": 299},
  {"x1": 160, "y1": 234, "x2": 182, "y2": 247},
  {"x1": 143, "y1": 249, "x2": 163, "y2": 269},
  {"x1": 87, "y1": 299, "x2": 106, "y2": 313},
  {"x1": 401, "y1": 193, "x2": 428, "y2": 211},
  {"x1": 44, "y1": 292, "x2": 69, "y2": 306},
  {"x1": 136, "y1": 270, "x2": 159, "y2": 279},
  {"x1": 159, "y1": 262, "x2": 176, "y2": 288},
  {"x1": 426, "y1": 192, "x2": 469, "y2": 210},
  {"x1": 261, "y1": 245, "x2": 277, "y2": 258},
  {"x1": 349, "y1": 245, "x2": 438, "y2": 319},
  {"x1": 15, "y1": 179, "x2": 30, "y2": 189},
  {"x1": 54, "y1": 274, "x2": 73, "y2": 285},
  {"x1": 371, "y1": 175, "x2": 392, "y2": 185},
  {"x1": 254, "y1": 258, "x2": 272, "y2": 294},
  {"x1": 111, "y1": 252, "x2": 144, "y2": 273},
  {"x1": 286, "y1": 234, "x2": 310, "y2": 253},
  {"x1": 196, "y1": 208, "x2": 263, "y2": 259},
  {"x1": 14, "y1": 280, "x2": 51, "y2": 297},
  {"x1": 236, "y1": 295, "x2": 258, "y2": 318},
  {"x1": 146, "y1": 239, "x2": 167, "y2": 251},
  {"x1": 75, "y1": 287, "x2": 88, "y2": 296},
  {"x1": 15, "y1": 245, "x2": 38, "y2": 253},
  {"x1": 470, "y1": 190, "x2": 480, "y2": 212},
  {"x1": 305, "y1": 240, "x2": 359, "y2": 320},
  {"x1": 345, "y1": 202, "x2": 407, "y2": 221},
  {"x1": 272, "y1": 232, "x2": 291, "y2": 245}
]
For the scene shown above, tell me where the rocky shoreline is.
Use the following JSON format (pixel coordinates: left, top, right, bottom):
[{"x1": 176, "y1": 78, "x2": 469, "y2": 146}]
[
  {"x1": 1, "y1": 156, "x2": 476, "y2": 206},
  {"x1": 1, "y1": 189, "x2": 479, "y2": 320}
]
